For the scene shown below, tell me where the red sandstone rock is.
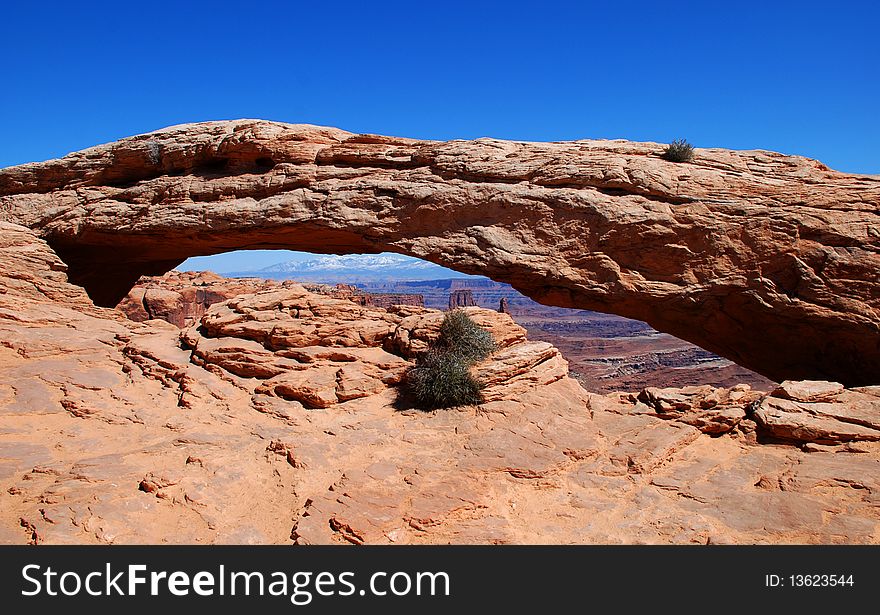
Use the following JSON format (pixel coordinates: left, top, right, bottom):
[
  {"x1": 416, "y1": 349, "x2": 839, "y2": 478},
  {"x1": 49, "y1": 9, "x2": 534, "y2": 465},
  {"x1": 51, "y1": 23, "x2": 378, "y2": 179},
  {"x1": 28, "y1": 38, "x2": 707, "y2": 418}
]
[
  {"x1": 449, "y1": 289, "x2": 477, "y2": 309},
  {"x1": 388, "y1": 306, "x2": 528, "y2": 358},
  {"x1": 476, "y1": 342, "x2": 569, "y2": 402},
  {"x1": 1, "y1": 120, "x2": 877, "y2": 385},
  {"x1": 177, "y1": 284, "x2": 558, "y2": 410},
  {"x1": 119, "y1": 273, "x2": 426, "y2": 328},
  {"x1": 365, "y1": 294, "x2": 424, "y2": 309},
  {"x1": 302, "y1": 283, "x2": 424, "y2": 310},
  {"x1": 752, "y1": 388, "x2": 880, "y2": 444},
  {"x1": 118, "y1": 272, "x2": 281, "y2": 327},
  {"x1": 1, "y1": 194, "x2": 880, "y2": 546},
  {"x1": 635, "y1": 384, "x2": 761, "y2": 434},
  {"x1": 772, "y1": 380, "x2": 846, "y2": 403}
]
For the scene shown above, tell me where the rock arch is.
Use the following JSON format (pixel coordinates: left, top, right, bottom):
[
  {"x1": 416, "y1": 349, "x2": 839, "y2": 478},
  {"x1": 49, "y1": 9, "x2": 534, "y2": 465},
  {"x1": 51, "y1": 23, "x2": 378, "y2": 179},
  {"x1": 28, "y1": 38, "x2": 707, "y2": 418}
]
[{"x1": 1, "y1": 120, "x2": 878, "y2": 385}]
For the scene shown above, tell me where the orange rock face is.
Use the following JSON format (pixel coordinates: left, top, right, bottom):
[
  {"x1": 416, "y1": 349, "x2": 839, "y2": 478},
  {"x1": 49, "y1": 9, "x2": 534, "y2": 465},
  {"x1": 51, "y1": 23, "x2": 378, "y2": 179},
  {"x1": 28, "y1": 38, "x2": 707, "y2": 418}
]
[
  {"x1": 118, "y1": 271, "x2": 283, "y2": 327},
  {"x1": 1, "y1": 120, "x2": 877, "y2": 385},
  {"x1": 118, "y1": 273, "x2": 426, "y2": 327},
  {"x1": 1, "y1": 229, "x2": 879, "y2": 545},
  {"x1": 448, "y1": 289, "x2": 477, "y2": 309},
  {"x1": 1, "y1": 122, "x2": 879, "y2": 546}
]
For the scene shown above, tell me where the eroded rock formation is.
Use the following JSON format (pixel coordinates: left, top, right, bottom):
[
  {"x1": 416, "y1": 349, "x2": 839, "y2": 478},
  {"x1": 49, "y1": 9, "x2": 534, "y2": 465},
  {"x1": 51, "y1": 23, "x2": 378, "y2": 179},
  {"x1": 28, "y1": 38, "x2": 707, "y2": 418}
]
[
  {"x1": 1, "y1": 224, "x2": 879, "y2": 544},
  {"x1": 448, "y1": 289, "x2": 477, "y2": 309},
  {"x1": 118, "y1": 270, "x2": 281, "y2": 327},
  {"x1": 1, "y1": 121, "x2": 880, "y2": 546},
  {"x1": 118, "y1": 273, "x2": 425, "y2": 327},
  {"x1": 1, "y1": 120, "x2": 877, "y2": 384}
]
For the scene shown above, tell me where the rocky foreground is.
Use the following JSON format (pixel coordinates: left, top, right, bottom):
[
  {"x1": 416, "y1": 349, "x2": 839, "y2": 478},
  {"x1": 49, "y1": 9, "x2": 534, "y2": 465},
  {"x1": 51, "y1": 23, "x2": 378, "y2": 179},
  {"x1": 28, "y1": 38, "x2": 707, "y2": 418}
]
[{"x1": 1, "y1": 235, "x2": 878, "y2": 545}]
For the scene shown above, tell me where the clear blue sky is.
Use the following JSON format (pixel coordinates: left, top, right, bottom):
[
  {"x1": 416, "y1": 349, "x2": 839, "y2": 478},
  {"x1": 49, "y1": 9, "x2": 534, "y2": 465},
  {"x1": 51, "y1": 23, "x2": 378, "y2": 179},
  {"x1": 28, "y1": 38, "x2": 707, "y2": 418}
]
[
  {"x1": 2, "y1": 1, "x2": 877, "y2": 271},
  {"x1": 2, "y1": 0, "x2": 877, "y2": 173}
]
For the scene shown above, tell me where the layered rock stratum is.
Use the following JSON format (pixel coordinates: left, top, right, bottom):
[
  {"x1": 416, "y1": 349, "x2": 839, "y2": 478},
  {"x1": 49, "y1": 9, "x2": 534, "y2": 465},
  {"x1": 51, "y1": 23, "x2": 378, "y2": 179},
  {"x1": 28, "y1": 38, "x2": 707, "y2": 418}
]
[
  {"x1": 0, "y1": 121, "x2": 878, "y2": 545},
  {"x1": 116, "y1": 271, "x2": 425, "y2": 328},
  {"x1": 0, "y1": 120, "x2": 877, "y2": 384}
]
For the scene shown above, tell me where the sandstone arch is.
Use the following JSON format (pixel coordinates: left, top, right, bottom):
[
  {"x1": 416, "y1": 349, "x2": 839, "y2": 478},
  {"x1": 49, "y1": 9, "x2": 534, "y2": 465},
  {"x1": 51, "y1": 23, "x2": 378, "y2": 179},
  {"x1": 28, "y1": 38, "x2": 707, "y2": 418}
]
[{"x1": 1, "y1": 120, "x2": 878, "y2": 385}]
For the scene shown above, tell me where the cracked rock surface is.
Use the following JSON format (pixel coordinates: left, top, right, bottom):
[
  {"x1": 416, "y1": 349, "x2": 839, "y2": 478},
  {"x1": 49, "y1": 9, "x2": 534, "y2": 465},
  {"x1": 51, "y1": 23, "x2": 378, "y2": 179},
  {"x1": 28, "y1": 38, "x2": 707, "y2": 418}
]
[{"x1": 1, "y1": 230, "x2": 878, "y2": 545}]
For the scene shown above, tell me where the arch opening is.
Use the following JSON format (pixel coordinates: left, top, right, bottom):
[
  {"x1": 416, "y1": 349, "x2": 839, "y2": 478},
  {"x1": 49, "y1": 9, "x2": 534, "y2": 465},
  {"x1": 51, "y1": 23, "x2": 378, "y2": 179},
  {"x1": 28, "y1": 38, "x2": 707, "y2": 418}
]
[{"x1": 114, "y1": 247, "x2": 777, "y2": 392}]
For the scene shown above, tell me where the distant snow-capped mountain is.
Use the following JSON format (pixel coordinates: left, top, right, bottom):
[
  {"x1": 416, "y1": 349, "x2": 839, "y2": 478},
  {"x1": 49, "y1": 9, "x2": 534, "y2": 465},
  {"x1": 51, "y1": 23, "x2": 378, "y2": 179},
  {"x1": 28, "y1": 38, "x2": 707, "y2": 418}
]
[
  {"x1": 256, "y1": 253, "x2": 475, "y2": 282},
  {"x1": 263, "y1": 254, "x2": 433, "y2": 273}
]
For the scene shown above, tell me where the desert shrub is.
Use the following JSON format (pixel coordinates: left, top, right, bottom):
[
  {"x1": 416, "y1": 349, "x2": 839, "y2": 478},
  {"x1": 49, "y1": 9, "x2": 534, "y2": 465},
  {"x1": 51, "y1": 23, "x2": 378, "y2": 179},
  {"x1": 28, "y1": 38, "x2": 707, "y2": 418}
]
[
  {"x1": 404, "y1": 310, "x2": 496, "y2": 409},
  {"x1": 662, "y1": 139, "x2": 694, "y2": 163},
  {"x1": 437, "y1": 309, "x2": 496, "y2": 361},
  {"x1": 406, "y1": 349, "x2": 485, "y2": 409}
]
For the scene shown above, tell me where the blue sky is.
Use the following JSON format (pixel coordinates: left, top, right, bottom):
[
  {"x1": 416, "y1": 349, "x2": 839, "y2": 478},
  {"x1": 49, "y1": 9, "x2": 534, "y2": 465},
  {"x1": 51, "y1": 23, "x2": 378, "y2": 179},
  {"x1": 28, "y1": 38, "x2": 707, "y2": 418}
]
[
  {"x1": 2, "y1": 0, "x2": 877, "y2": 271},
  {"x1": 181, "y1": 250, "x2": 315, "y2": 273}
]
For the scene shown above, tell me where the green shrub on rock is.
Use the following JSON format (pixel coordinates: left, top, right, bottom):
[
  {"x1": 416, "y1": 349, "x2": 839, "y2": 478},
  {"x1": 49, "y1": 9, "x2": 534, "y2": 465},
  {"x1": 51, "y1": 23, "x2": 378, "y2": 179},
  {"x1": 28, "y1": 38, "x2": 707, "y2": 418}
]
[
  {"x1": 662, "y1": 139, "x2": 695, "y2": 163},
  {"x1": 437, "y1": 309, "x2": 496, "y2": 362},
  {"x1": 405, "y1": 310, "x2": 496, "y2": 410},
  {"x1": 406, "y1": 349, "x2": 484, "y2": 409}
]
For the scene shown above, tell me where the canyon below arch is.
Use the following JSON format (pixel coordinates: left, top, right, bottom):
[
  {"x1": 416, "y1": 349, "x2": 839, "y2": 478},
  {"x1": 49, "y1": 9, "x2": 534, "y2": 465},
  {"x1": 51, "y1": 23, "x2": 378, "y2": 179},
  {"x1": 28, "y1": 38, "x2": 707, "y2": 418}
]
[{"x1": 0, "y1": 120, "x2": 878, "y2": 545}]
